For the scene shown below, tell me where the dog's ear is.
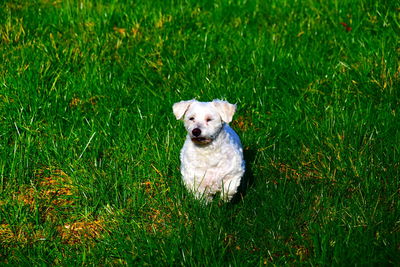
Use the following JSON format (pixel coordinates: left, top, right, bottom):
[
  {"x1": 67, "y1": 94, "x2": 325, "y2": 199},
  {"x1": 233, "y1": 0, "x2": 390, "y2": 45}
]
[
  {"x1": 212, "y1": 100, "x2": 236, "y2": 123},
  {"x1": 173, "y1": 100, "x2": 195, "y2": 120}
]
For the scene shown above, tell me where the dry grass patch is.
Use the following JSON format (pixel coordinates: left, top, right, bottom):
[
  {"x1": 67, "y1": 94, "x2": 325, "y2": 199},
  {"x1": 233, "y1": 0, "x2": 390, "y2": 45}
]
[
  {"x1": 232, "y1": 114, "x2": 255, "y2": 132},
  {"x1": 58, "y1": 220, "x2": 106, "y2": 245},
  {"x1": 15, "y1": 167, "x2": 76, "y2": 221},
  {"x1": 0, "y1": 223, "x2": 46, "y2": 246},
  {"x1": 3, "y1": 167, "x2": 109, "y2": 246},
  {"x1": 271, "y1": 161, "x2": 325, "y2": 183}
]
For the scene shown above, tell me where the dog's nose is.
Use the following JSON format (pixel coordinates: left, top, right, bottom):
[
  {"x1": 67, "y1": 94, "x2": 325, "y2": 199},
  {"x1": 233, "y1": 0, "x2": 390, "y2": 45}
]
[{"x1": 192, "y1": 128, "x2": 201, "y2": 137}]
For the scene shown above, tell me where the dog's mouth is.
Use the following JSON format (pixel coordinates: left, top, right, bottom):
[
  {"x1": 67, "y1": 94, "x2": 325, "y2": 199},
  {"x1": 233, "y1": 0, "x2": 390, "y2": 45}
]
[{"x1": 191, "y1": 137, "x2": 212, "y2": 145}]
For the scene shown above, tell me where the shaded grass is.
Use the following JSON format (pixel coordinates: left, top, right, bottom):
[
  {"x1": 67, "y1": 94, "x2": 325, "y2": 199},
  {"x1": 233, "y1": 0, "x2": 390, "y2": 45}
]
[{"x1": 1, "y1": 0, "x2": 400, "y2": 265}]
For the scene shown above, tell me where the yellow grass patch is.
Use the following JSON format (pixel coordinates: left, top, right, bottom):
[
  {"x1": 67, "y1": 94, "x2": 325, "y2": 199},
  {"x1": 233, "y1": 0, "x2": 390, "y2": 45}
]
[
  {"x1": 15, "y1": 168, "x2": 76, "y2": 221},
  {"x1": 69, "y1": 97, "x2": 82, "y2": 108},
  {"x1": 0, "y1": 224, "x2": 17, "y2": 243},
  {"x1": 0, "y1": 223, "x2": 45, "y2": 245},
  {"x1": 271, "y1": 161, "x2": 325, "y2": 183},
  {"x1": 113, "y1": 26, "x2": 127, "y2": 35},
  {"x1": 146, "y1": 206, "x2": 174, "y2": 233},
  {"x1": 138, "y1": 180, "x2": 175, "y2": 233},
  {"x1": 232, "y1": 114, "x2": 255, "y2": 132},
  {"x1": 131, "y1": 23, "x2": 141, "y2": 39},
  {"x1": 69, "y1": 96, "x2": 102, "y2": 110},
  {"x1": 4, "y1": 167, "x2": 110, "y2": 246},
  {"x1": 58, "y1": 220, "x2": 106, "y2": 245},
  {"x1": 155, "y1": 14, "x2": 172, "y2": 28}
]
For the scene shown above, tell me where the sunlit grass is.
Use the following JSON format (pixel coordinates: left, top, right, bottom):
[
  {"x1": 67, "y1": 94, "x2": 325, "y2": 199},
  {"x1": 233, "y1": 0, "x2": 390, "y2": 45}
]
[{"x1": 0, "y1": 0, "x2": 399, "y2": 265}]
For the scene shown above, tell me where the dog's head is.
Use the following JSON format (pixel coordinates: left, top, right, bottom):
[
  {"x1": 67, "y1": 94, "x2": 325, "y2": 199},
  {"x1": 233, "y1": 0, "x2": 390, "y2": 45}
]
[{"x1": 173, "y1": 99, "x2": 236, "y2": 145}]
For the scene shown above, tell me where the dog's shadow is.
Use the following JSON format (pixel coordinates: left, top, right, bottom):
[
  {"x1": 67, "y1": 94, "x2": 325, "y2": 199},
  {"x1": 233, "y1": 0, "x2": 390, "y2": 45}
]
[{"x1": 230, "y1": 147, "x2": 256, "y2": 204}]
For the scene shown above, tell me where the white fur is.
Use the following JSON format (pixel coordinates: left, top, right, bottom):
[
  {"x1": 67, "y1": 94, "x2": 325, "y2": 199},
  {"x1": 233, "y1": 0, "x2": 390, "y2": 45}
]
[{"x1": 173, "y1": 99, "x2": 245, "y2": 202}]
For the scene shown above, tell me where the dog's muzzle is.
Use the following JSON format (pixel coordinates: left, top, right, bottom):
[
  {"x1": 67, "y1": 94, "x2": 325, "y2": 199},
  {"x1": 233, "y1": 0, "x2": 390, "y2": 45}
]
[{"x1": 191, "y1": 128, "x2": 212, "y2": 145}]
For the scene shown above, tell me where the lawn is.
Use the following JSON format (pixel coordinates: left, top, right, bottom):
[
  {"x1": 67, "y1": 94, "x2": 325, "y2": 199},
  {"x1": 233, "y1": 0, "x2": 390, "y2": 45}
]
[{"x1": 0, "y1": 0, "x2": 399, "y2": 265}]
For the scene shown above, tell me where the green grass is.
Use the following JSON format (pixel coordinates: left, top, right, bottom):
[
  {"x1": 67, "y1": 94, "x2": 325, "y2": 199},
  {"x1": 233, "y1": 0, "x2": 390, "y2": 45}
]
[{"x1": 1, "y1": 0, "x2": 399, "y2": 265}]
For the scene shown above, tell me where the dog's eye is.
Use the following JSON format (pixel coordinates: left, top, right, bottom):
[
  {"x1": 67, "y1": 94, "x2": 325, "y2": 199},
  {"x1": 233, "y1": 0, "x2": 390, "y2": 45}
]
[
  {"x1": 189, "y1": 117, "x2": 195, "y2": 121},
  {"x1": 206, "y1": 118, "x2": 213, "y2": 122}
]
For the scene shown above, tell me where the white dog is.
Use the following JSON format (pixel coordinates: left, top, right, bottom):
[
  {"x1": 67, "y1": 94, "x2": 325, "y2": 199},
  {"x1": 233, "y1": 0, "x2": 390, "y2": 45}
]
[{"x1": 173, "y1": 99, "x2": 245, "y2": 202}]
